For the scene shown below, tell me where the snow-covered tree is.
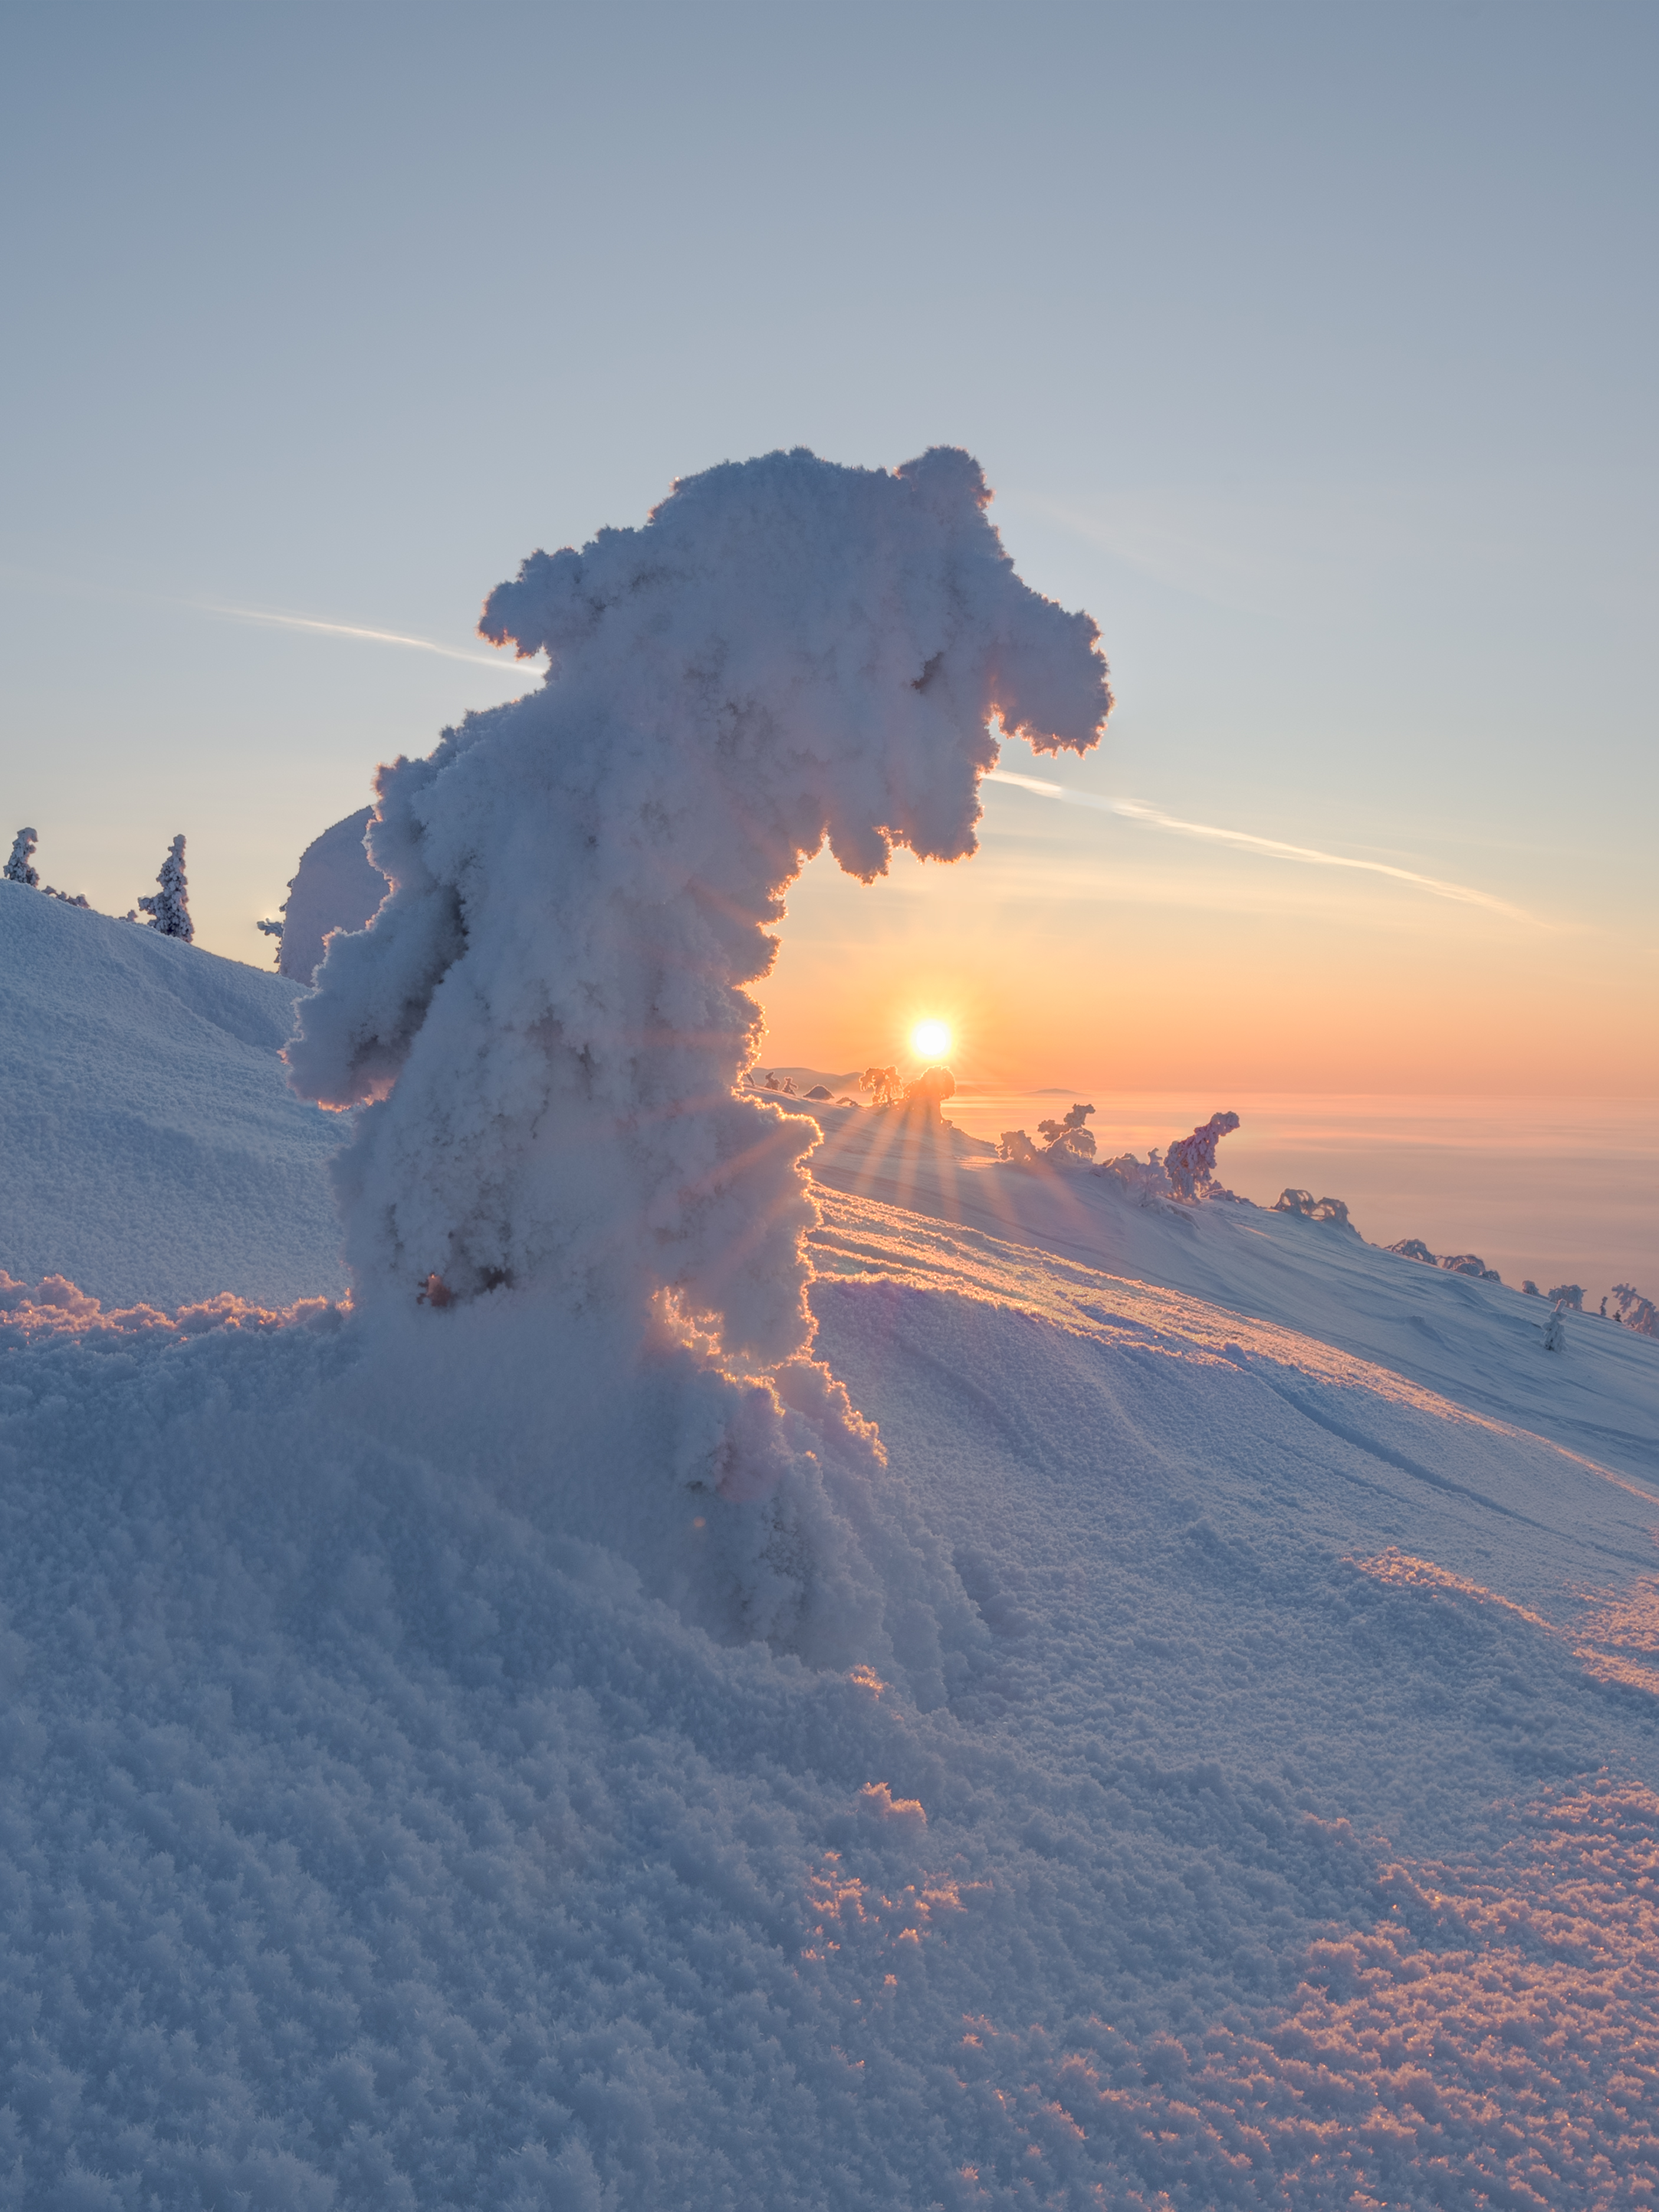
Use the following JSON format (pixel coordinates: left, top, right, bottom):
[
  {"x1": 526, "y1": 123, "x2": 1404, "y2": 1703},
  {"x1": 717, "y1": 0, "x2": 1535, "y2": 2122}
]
[
  {"x1": 1275, "y1": 1188, "x2": 1359, "y2": 1231},
  {"x1": 905, "y1": 1064, "x2": 957, "y2": 1119},
  {"x1": 859, "y1": 1065, "x2": 904, "y2": 1107},
  {"x1": 4, "y1": 826, "x2": 89, "y2": 906},
  {"x1": 1546, "y1": 1283, "x2": 1584, "y2": 1310},
  {"x1": 997, "y1": 1102, "x2": 1092, "y2": 1165},
  {"x1": 137, "y1": 834, "x2": 193, "y2": 942},
  {"x1": 1098, "y1": 1148, "x2": 1170, "y2": 1202},
  {"x1": 1037, "y1": 1102, "x2": 1095, "y2": 1160},
  {"x1": 1167, "y1": 1111, "x2": 1240, "y2": 1201},
  {"x1": 1543, "y1": 1304, "x2": 1568, "y2": 1353},
  {"x1": 5, "y1": 828, "x2": 40, "y2": 887},
  {"x1": 256, "y1": 916, "x2": 285, "y2": 965},
  {"x1": 1439, "y1": 1253, "x2": 1501, "y2": 1283},
  {"x1": 1612, "y1": 1284, "x2": 1658, "y2": 1337},
  {"x1": 1387, "y1": 1237, "x2": 1437, "y2": 1264},
  {"x1": 1522, "y1": 1279, "x2": 1540, "y2": 1296}
]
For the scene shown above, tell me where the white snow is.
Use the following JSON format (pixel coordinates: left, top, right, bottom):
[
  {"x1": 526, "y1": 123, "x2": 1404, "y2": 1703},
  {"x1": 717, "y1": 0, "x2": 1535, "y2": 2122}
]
[
  {"x1": 270, "y1": 806, "x2": 389, "y2": 985},
  {"x1": 6, "y1": 928, "x2": 1659, "y2": 2209},
  {"x1": 791, "y1": 1100, "x2": 1659, "y2": 1494},
  {"x1": 4, "y1": 453, "x2": 1659, "y2": 2207},
  {"x1": 0, "y1": 882, "x2": 347, "y2": 1309}
]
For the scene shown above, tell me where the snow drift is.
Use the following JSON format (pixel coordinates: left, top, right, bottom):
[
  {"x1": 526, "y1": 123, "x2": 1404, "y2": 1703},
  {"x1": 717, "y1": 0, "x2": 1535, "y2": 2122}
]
[{"x1": 284, "y1": 446, "x2": 1109, "y2": 1659}]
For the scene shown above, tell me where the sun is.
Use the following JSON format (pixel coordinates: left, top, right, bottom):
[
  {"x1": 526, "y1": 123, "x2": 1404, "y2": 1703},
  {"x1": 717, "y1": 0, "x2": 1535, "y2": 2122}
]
[{"x1": 911, "y1": 1019, "x2": 952, "y2": 1061}]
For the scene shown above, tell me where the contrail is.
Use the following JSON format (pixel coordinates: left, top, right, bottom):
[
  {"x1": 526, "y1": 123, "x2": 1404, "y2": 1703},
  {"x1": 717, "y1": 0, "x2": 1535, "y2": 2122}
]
[
  {"x1": 198, "y1": 602, "x2": 540, "y2": 676},
  {"x1": 984, "y1": 768, "x2": 1534, "y2": 922}
]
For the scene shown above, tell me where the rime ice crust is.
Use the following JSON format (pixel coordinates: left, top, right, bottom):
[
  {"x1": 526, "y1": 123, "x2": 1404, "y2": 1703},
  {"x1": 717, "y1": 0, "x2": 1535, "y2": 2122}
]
[{"x1": 285, "y1": 447, "x2": 1108, "y2": 1554}]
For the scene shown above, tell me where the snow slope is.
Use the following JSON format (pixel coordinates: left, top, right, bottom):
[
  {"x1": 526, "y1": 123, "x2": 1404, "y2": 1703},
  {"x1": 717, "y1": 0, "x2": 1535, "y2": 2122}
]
[
  {"x1": 791, "y1": 1097, "x2": 1658, "y2": 1491},
  {"x1": 0, "y1": 883, "x2": 347, "y2": 1308},
  {"x1": 5, "y1": 1187, "x2": 1659, "y2": 2207},
  {"x1": 6, "y1": 904, "x2": 1659, "y2": 2199}
]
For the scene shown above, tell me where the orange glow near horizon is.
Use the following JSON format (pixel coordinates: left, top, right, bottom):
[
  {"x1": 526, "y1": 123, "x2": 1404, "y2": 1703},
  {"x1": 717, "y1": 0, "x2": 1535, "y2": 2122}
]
[{"x1": 750, "y1": 840, "x2": 1658, "y2": 1098}]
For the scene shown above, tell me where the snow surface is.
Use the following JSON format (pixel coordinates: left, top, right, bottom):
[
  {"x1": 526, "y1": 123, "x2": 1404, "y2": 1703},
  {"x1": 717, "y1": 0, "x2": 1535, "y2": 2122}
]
[
  {"x1": 0, "y1": 883, "x2": 347, "y2": 1309},
  {"x1": 5, "y1": 990, "x2": 1659, "y2": 2203},
  {"x1": 789, "y1": 1099, "x2": 1659, "y2": 1494}
]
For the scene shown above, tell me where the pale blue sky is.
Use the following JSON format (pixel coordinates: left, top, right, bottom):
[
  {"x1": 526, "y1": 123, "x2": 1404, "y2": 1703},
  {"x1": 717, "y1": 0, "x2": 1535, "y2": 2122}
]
[{"x1": 1, "y1": 2, "x2": 1653, "y2": 1083}]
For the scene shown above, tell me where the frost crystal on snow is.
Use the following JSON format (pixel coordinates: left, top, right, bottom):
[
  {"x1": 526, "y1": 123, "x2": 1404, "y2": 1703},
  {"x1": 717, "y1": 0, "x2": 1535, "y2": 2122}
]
[{"x1": 288, "y1": 445, "x2": 1109, "y2": 1513}]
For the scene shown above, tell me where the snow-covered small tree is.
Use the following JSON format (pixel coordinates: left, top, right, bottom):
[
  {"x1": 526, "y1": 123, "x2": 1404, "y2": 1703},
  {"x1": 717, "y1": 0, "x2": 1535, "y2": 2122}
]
[
  {"x1": 137, "y1": 834, "x2": 193, "y2": 942},
  {"x1": 1439, "y1": 1253, "x2": 1501, "y2": 1282},
  {"x1": 1165, "y1": 1112, "x2": 1240, "y2": 1201},
  {"x1": 1546, "y1": 1283, "x2": 1584, "y2": 1310},
  {"x1": 5, "y1": 828, "x2": 40, "y2": 887},
  {"x1": 1543, "y1": 1304, "x2": 1567, "y2": 1353},
  {"x1": 256, "y1": 915, "x2": 285, "y2": 965},
  {"x1": 1612, "y1": 1284, "x2": 1658, "y2": 1337},
  {"x1": 859, "y1": 1065, "x2": 903, "y2": 1107},
  {"x1": 1522, "y1": 1279, "x2": 1540, "y2": 1296},
  {"x1": 1037, "y1": 1102, "x2": 1095, "y2": 1159},
  {"x1": 1098, "y1": 1148, "x2": 1170, "y2": 1202},
  {"x1": 3, "y1": 827, "x2": 88, "y2": 906},
  {"x1": 997, "y1": 1102, "x2": 1092, "y2": 1165},
  {"x1": 1387, "y1": 1237, "x2": 1437, "y2": 1264},
  {"x1": 1274, "y1": 1188, "x2": 1359, "y2": 1231},
  {"x1": 904, "y1": 1064, "x2": 957, "y2": 1119}
]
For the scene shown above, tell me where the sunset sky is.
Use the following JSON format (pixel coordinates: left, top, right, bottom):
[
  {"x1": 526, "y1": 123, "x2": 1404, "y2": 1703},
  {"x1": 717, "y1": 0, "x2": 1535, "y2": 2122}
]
[{"x1": 2, "y1": 2, "x2": 1653, "y2": 1095}]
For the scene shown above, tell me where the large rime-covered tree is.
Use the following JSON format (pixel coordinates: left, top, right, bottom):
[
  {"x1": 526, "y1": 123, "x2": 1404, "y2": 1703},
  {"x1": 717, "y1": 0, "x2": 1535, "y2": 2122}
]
[
  {"x1": 1167, "y1": 1110, "x2": 1241, "y2": 1201},
  {"x1": 138, "y1": 834, "x2": 193, "y2": 942},
  {"x1": 285, "y1": 446, "x2": 1110, "y2": 1642},
  {"x1": 4, "y1": 828, "x2": 40, "y2": 887}
]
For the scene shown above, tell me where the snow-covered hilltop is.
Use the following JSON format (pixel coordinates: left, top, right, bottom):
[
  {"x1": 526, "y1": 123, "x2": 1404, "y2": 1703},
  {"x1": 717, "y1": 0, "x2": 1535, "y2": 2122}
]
[{"x1": 3, "y1": 450, "x2": 1658, "y2": 2207}]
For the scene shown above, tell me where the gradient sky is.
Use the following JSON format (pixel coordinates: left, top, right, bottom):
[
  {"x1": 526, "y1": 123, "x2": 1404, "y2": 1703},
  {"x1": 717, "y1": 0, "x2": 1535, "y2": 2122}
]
[{"x1": 2, "y1": 1, "x2": 1654, "y2": 1093}]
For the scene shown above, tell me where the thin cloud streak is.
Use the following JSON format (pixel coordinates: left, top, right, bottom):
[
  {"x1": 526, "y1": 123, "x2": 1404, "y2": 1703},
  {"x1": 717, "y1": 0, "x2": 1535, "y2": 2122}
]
[
  {"x1": 198, "y1": 602, "x2": 541, "y2": 676},
  {"x1": 984, "y1": 769, "x2": 1537, "y2": 923}
]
